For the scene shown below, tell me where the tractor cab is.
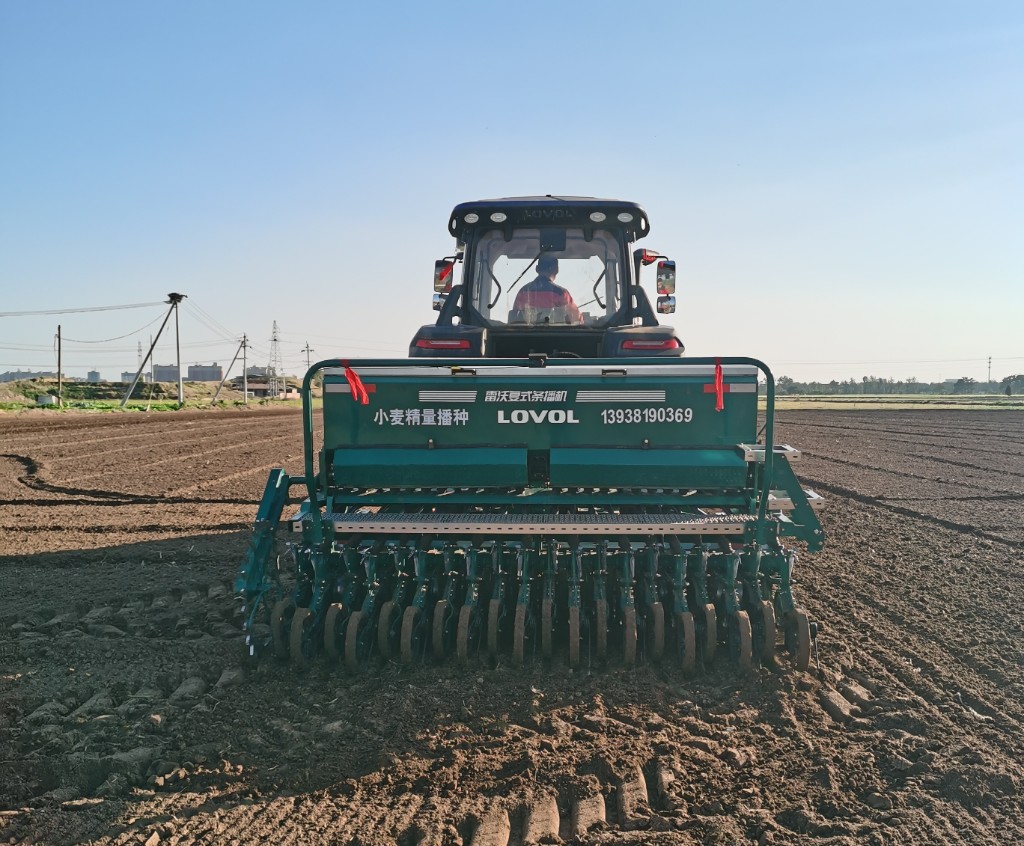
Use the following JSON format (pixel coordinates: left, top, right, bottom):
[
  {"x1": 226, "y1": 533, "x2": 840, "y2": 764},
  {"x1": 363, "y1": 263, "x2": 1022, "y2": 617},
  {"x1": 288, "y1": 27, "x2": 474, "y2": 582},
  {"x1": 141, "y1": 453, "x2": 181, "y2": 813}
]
[{"x1": 410, "y1": 196, "x2": 684, "y2": 358}]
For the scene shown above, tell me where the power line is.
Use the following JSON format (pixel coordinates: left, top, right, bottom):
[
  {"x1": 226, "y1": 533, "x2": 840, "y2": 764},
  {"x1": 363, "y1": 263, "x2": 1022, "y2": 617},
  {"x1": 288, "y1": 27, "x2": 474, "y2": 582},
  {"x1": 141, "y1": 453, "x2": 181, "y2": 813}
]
[
  {"x1": 183, "y1": 300, "x2": 240, "y2": 341},
  {"x1": 0, "y1": 301, "x2": 164, "y2": 318},
  {"x1": 62, "y1": 313, "x2": 166, "y2": 344}
]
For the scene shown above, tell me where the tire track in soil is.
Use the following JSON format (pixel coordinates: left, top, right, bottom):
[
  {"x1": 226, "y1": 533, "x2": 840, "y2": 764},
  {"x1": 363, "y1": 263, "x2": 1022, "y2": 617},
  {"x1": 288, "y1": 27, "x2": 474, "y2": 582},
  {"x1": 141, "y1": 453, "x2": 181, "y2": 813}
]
[
  {"x1": 796, "y1": 513, "x2": 1024, "y2": 841},
  {"x1": 0, "y1": 407, "x2": 299, "y2": 438},
  {"x1": 804, "y1": 452, "x2": 1022, "y2": 498},
  {"x1": 1, "y1": 415, "x2": 294, "y2": 459},
  {"x1": 804, "y1": 478, "x2": 1024, "y2": 548},
  {"x1": 43, "y1": 432, "x2": 296, "y2": 488},
  {"x1": 780, "y1": 418, "x2": 1024, "y2": 457},
  {"x1": 165, "y1": 454, "x2": 305, "y2": 498}
]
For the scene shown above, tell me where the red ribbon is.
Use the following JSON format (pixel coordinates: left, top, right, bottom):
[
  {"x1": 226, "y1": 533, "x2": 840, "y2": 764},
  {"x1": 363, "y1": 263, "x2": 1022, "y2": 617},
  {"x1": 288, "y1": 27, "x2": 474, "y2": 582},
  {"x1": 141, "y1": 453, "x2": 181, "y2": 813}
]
[
  {"x1": 343, "y1": 361, "x2": 370, "y2": 405},
  {"x1": 714, "y1": 357, "x2": 724, "y2": 412}
]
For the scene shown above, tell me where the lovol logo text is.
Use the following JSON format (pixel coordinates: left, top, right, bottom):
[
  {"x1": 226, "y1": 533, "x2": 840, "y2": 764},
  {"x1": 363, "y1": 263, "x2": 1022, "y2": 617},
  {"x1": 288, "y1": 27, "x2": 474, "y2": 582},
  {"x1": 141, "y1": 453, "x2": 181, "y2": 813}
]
[{"x1": 498, "y1": 409, "x2": 580, "y2": 424}]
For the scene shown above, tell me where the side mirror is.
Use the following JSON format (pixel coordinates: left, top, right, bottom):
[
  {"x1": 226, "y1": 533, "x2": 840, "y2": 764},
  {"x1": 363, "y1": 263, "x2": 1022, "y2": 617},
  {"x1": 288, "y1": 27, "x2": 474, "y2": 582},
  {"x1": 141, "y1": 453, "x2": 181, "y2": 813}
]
[
  {"x1": 656, "y1": 260, "x2": 676, "y2": 295},
  {"x1": 657, "y1": 295, "x2": 676, "y2": 314},
  {"x1": 432, "y1": 293, "x2": 447, "y2": 312},
  {"x1": 434, "y1": 259, "x2": 454, "y2": 293}
]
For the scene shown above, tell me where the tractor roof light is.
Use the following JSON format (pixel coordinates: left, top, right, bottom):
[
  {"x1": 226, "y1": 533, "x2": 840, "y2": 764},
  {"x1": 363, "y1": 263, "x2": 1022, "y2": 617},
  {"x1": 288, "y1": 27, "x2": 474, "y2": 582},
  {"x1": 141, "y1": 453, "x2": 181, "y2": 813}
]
[
  {"x1": 490, "y1": 212, "x2": 507, "y2": 223},
  {"x1": 464, "y1": 213, "x2": 479, "y2": 224},
  {"x1": 589, "y1": 211, "x2": 607, "y2": 222}
]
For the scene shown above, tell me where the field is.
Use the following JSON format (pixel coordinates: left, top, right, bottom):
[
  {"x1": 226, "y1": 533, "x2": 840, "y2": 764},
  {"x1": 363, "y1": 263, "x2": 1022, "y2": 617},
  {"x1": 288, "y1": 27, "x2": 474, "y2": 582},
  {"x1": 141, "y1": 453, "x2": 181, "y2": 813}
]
[{"x1": 1, "y1": 408, "x2": 1022, "y2": 845}]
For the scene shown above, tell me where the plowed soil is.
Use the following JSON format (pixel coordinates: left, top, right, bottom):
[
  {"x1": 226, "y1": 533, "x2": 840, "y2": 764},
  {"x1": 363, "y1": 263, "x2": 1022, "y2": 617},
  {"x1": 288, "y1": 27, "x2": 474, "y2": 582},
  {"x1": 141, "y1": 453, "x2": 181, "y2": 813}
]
[{"x1": 1, "y1": 408, "x2": 1022, "y2": 845}]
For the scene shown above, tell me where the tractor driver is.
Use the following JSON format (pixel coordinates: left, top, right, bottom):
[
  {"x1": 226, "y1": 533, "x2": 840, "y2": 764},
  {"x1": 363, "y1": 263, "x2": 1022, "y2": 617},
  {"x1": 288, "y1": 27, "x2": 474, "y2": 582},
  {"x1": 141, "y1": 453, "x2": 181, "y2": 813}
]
[{"x1": 512, "y1": 254, "x2": 582, "y2": 324}]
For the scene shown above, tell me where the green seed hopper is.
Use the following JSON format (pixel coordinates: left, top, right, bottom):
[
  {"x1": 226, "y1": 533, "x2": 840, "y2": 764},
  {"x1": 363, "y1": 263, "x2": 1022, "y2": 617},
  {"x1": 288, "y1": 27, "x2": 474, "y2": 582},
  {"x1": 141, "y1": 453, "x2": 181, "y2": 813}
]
[{"x1": 237, "y1": 354, "x2": 823, "y2": 671}]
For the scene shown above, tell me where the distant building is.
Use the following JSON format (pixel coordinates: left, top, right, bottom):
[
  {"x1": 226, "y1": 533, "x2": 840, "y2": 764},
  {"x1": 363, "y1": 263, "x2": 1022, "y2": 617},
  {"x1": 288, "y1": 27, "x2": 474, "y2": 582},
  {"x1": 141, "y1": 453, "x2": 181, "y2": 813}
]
[
  {"x1": 187, "y1": 363, "x2": 223, "y2": 382},
  {"x1": 87, "y1": 370, "x2": 101, "y2": 383},
  {"x1": 120, "y1": 371, "x2": 150, "y2": 383},
  {"x1": 0, "y1": 370, "x2": 58, "y2": 383},
  {"x1": 152, "y1": 364, "x2": 179, "y2": 382},
  {"x1": 245, "y1": 365, "x2": 269, "y2": 378}
]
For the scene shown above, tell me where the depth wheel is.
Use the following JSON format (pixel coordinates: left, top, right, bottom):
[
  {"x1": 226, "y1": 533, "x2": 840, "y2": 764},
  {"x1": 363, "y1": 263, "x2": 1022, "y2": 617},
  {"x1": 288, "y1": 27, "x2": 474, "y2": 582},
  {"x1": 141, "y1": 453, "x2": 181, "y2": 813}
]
[
  {"x1": 729, "y1": 610, "x2": 753, "y2": 670},
  {"x1": 377, "y1": 600, "x2": 397, "y2": 659},
  {"x1": 456, "y1": 604, "x2": 474, "y2": 662},
  {"x1": 541, "y1": 598, "x2": 554, "y2": 659},
  {"x1": 757, "y1": 599, "x2": 777, "y2": 663},
  {"x1": 594, "y1": 599, "x2": 608, "y2": 660},
  {"x1": 568, "y1": 606, "x2": 581, "y2": 669},
  {"x1": 699, "y1": 603, "x2": 717, "y2": 662},
  {"x1": 623, "y1": 606, "x2": 637, "y2": 667},
  {"x1": 487, "y1": 598, "x2": 501, "y2": 657},
  {"x1": 676, "y1": 610, "x2": 696, "y2": 675},
  {"x1": 271, "y1": 598, "x2": 295, "y2": 660},
  {"x1": 432, "y1": 599, "x2": 449, "y2": 660},
  {"x1": 288, "y1": 606, "x2": 316, "y2": 666},
  {"x1": 648, "y1": 601, "x2": 665, "y2": 661},
  {"x1": 400, "y1": 606, "x2": 423, "y2": 665},
  {"x1": 323, "y1": 602, "x2": 346, "y2": 660},
  {"x1": 785, "y1": 609, "x2": 811, "y2": 671},
  {"x1": 512, "y1": 604, "x2": 527, "y2": 666},
  {"x1": 344, "y1": 610, "x2": 368, "y2": 671}
]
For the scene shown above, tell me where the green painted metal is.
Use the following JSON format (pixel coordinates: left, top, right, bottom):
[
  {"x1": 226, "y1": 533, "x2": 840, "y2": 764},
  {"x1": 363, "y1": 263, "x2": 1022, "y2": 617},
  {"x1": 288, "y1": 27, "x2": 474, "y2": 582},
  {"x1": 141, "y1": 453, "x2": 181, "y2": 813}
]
[
  {"x1": 770, "y1": 458, "x2": 825, "y2": 551},
  {"x1": 320, "y1": 367, "x2": 757, "y2": 452},
  {"x1": 235, "y1": 353, "x2": 823, "y2": 666},
  {"x1": 549, "y1": 447, "x2": 748, "y2": 488},
  {"x1": 234, "y1": 468, "x2": 290, "y2": 652},
  {"x1": 333, "y1": 445, "x2": 528, "y2": 488}
]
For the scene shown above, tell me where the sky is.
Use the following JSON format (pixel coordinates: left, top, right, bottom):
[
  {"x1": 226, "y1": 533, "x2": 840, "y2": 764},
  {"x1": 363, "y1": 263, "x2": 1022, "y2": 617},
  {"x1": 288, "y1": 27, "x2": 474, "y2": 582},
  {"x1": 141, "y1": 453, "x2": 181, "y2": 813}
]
[{"x1": 1, "y1": 1, "x2": 1021, "y2": 383}]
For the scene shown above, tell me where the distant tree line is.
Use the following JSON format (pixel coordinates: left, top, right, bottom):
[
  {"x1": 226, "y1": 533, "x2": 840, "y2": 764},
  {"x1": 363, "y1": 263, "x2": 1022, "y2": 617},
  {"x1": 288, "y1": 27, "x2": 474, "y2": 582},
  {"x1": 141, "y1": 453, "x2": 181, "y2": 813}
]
[{"x1": 769, "y1": 374, "x2": 1024, "y2": 396}]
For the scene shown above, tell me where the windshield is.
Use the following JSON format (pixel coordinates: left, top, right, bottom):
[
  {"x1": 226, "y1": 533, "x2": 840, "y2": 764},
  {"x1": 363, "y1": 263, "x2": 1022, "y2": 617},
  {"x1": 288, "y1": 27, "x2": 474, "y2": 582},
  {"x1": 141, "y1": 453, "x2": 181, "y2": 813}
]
[{"x1": 468, "y1": 228, "x2": 623, "y2": 327}]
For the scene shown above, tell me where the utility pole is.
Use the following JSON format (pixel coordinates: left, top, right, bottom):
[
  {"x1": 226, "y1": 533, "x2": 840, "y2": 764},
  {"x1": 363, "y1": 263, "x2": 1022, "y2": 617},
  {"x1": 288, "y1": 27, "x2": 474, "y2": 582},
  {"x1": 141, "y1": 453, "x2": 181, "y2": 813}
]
[
  {"x1": 302, "y1": 341, "x2": 315, "y2": 372},
  {"x1": 212, "y1": 336, "x2": 246, "y2": 404},
  {"x1": 172, "y1": 293, "x2": 186, "y2": 406},
  {"x1": 56, "y1": 324, "x2": 62, "y2": 407},
  {"x1": 988, "y1": 356, "x2": 992, "y2": 385},
  {"x1": 242, "y1": 334, "x2": 248, "y2": 406},
  {"x1": 268, "y1": 321, "x2": 283, "y2": 399},
  {"x1": 120, "y1": 293, "x2": 185, "y2": 409}
]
